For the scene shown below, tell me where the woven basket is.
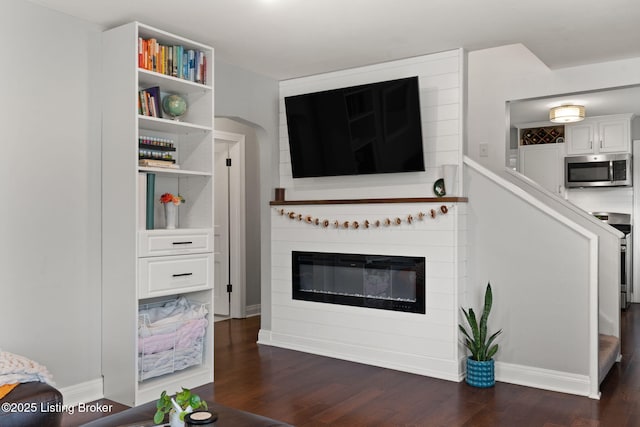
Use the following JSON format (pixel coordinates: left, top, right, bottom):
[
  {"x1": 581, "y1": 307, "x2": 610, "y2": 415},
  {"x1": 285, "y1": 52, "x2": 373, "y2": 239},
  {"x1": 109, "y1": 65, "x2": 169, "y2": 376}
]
[{"x1": 466, "y1": 357, "x2": 495, "y2": 388}]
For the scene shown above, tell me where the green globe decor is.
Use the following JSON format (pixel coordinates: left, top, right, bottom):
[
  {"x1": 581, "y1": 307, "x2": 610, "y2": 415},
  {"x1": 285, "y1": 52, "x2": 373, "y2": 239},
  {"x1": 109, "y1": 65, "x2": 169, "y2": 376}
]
[{"x1": 162, "y1": 94, "x2": 187, "y2": 120}]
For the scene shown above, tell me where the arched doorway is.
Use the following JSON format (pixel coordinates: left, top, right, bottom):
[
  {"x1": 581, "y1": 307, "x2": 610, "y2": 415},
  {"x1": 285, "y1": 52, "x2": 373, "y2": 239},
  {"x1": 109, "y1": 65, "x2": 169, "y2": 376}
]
[{"x1": 214, "y1": 118, "x2": 262, "y2": 319}]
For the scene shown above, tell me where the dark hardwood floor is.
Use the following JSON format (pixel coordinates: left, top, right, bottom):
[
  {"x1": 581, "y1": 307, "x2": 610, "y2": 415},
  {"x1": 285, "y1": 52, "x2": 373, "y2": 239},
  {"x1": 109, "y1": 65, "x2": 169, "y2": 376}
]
[{"x1": 65, "y1": 305, "x2": 640, "y2": 426}]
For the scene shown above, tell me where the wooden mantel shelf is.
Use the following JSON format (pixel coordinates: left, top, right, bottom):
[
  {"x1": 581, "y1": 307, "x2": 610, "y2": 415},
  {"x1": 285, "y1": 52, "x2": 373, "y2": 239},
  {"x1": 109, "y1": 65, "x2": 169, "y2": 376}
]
[{"x1": 270, "y1": 197, "x2": 468, "y2": 206}]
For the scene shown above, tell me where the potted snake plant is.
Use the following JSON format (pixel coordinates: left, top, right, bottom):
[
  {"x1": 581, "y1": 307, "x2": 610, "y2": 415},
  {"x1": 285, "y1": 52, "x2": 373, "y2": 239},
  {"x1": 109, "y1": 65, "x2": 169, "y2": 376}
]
[{"x1": 459, "y1": 282, "x2": 502, "y2": 387}]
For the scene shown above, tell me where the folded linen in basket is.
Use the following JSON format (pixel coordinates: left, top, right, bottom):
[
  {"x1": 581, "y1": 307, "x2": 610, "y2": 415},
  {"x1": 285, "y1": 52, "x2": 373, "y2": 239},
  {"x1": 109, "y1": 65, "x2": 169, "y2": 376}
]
[
  {"x1": 0, "y1": 350, "x2": 54, "y2": 387},
  {"x1": 138, "y1": 339, "x2": 204, "y2": 381},
  {"x1": 138, "y1": 318, "x2": 207, "y2": 355},
  {"x1": 139, "y1": 297, "x2": 208, "y2": 329}
]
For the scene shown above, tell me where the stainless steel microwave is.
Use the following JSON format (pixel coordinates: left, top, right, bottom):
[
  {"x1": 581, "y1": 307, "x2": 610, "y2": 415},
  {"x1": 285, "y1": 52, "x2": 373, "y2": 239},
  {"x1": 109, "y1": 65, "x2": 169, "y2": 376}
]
[{"x1": 565, "y1": 153, "x2": 632, "y2": 188}]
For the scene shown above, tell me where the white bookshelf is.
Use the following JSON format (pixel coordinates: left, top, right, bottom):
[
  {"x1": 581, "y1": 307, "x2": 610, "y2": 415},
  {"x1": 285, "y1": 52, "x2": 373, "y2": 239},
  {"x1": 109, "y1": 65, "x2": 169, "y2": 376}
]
[{"x1": 101, "y1": 21, "x2": 214, "y2": 406}]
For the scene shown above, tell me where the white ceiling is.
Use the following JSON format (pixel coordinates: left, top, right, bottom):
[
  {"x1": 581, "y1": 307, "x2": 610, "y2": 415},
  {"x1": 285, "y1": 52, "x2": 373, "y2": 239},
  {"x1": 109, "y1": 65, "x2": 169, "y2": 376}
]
[
  {"x1": 26, "y1": 0, "x2": 640, "y2": 81},
  {"x1": 25, "y1": 0, "x2": 640, "y2": 123},
  {"x1": 510, "y1": 85, "x2": 640, "y2": 125}
]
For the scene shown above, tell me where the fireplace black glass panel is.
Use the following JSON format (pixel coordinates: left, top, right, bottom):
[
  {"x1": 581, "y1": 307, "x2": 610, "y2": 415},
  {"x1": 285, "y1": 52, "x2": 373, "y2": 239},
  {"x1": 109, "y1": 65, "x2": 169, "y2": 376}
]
[{"x1": 292, "y1": 251, "x2": 425, "y2": 314}]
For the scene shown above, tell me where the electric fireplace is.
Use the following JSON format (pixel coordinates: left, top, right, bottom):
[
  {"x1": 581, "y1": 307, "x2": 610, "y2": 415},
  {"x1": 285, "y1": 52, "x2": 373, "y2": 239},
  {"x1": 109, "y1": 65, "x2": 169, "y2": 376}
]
[{"x1": 292, "y1": 251, "x2": 425, "y2": 314}]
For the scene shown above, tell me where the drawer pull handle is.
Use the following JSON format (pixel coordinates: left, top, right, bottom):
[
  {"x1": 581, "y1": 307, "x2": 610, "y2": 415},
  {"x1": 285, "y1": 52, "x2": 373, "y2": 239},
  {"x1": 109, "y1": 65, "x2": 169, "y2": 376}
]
[
  {"x1": 172, "y1": 273, "x2": 193, "y2": 278},
  {"x1": 172, "y1": 241, "x2": 193, "y2": 245}
]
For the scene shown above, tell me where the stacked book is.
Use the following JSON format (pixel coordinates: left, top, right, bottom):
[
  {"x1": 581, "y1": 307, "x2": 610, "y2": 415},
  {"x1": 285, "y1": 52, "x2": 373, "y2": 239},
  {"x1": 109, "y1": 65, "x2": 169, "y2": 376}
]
[
  {"x1": 138, "y1": 37, "x2": 207, "y2": 85},
  {"x1": 139, "y1": 159, "x2": 180, "y2": 169}
]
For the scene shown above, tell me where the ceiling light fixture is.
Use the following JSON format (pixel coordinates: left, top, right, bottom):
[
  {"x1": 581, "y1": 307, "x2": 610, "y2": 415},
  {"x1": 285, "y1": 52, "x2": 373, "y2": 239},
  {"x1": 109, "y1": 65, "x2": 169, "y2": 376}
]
[{"x1": 549, "y1": 104, "x2": 585, "y2": 123}]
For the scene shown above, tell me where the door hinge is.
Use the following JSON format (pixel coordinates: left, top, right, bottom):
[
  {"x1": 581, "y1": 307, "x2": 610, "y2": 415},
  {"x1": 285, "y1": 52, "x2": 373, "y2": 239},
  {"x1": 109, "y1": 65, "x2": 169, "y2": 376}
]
[
  {"x1": 226, "y1": 283, "x2": 233, "y2": 293},
  {"x1": 226, "y1": 158, "x2": 232, "y2": 167}
]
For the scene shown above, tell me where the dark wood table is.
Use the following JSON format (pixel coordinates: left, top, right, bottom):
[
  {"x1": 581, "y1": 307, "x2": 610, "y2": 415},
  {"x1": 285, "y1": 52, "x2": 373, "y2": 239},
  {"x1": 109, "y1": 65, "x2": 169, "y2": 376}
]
[{"x1": 81, "y1": 400, "x2": 293, "y2": 427}]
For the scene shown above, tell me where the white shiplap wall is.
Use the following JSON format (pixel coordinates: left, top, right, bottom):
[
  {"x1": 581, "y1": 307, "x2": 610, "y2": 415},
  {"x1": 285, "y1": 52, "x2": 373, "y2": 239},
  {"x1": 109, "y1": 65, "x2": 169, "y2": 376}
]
[
  {"x1": 259, "y1": 50, "x2": 467, "y2": 381},
  {"x1": 278, "y1": 50, "x2": 464, "y2": 201},
  {"x1": 263, "y1": 202, "x2": 467, "y2": 380}
]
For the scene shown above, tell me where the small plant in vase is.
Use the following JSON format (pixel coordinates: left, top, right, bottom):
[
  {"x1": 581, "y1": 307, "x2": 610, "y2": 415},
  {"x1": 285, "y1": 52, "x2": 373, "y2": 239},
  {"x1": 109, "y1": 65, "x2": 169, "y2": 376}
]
[
  {"x1": 154, "y1": 388, "x2": 208, "y2": 426},
  {"x1": 459, "y1": 282, "x2": 502, "y2": 388},
  {"x1": 159, "y1": 192, "x2": 185, "y2": 229}
]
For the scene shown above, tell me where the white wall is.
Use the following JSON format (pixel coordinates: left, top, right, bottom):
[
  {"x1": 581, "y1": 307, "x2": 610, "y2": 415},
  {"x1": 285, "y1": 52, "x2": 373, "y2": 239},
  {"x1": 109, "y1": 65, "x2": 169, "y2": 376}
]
[
  {"x1": 0, "y1": 1, "x2": 278, "y2": 399},
  {"x1": 566, "y1": 187, "x2": 633, "y2": 215},
  {"x1": 0, "y1": 0, "x2": 102, "y2": 392},
  {"x1": 501, "y1": 170, "x2": 621, "y2": 340},
  {"x1": 466, "y1": 45, "x2": 636, "y2": 395},
  {"x1": 215, "y1": 60, "x2": 279, "y2": 327},
  {"x1": 0, "y1": 3, "x2": 278, "y2": 397},
  {"x1": 467, "y1": 43, "x2": 640, "y2": 172},
  {"x1": 465, "y1": 161, "x2": 599, "y2": 396}
]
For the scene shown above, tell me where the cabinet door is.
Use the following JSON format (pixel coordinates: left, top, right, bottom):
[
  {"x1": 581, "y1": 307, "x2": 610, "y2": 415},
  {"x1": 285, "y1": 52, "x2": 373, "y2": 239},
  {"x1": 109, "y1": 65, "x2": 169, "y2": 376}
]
[
  {"x1": 598, "y1": 118, "x2": 630, "y2": 153},
  {"x1": 566, "y1": 123, "x2": 595, "y2": 155},
  {"x1": 518, "y1": 144, "x2": 565, "y2": 195}
]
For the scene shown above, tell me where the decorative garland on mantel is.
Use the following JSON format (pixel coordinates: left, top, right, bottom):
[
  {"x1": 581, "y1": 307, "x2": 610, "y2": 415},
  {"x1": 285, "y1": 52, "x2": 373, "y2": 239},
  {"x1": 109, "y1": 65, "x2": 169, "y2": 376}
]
[{"x1": 275, "y1": 204, "x2": 453, "y2": 229}]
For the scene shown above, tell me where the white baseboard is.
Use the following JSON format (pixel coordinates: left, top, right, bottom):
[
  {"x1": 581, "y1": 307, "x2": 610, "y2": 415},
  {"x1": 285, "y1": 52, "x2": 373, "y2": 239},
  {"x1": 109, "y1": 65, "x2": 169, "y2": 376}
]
[
  {"x1": 58, "y1": 378, "x2": 104, "y2": 406},
  {"x1": 257, "y1": 328, "x2": 272, "y2": 343},
  {"x1": 496, "y1": 361, "x2": 595, "y2": 398},
  {"x1": 245, "y1": 304, "x2": 261, "y2": 317},
  {"x1": 257, "y1": 329, "x2": 461, "y2": 382},
  {"x1": 259, "y1": 329, "x2": 598, "y2": 399}
]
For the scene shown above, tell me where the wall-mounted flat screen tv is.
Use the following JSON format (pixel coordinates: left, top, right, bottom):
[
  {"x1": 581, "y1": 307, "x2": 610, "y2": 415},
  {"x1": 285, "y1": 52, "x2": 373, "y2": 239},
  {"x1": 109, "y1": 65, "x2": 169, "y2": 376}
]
[{"x1": 284, "y1": 76, "x2": 425, "y2": 178}]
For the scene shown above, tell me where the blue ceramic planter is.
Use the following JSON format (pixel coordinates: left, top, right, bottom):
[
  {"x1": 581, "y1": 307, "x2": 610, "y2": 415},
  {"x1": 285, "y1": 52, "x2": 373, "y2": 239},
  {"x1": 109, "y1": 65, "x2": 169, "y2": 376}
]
[{"x1": 466, "y1": 357, "x2": 495, "y2": 388}]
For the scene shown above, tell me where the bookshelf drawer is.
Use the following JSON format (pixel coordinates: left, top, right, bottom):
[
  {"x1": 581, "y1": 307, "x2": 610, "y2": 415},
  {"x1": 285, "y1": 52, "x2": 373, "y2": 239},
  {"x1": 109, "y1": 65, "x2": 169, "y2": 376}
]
[
  {"x1": 138, "y1": 253, "x2": 213, "y2": 298},
  {"x1": 138, "y1": 230, "x2": 213, "y2": 257}
]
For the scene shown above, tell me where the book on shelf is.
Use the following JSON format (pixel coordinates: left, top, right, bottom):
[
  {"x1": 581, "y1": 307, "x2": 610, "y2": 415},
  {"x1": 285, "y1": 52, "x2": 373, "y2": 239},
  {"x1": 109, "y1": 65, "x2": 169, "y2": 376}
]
[
  {"x1": 139, "y1": 159, "x2": 180, "y2": 169},
  {"x1": 172, "y1": 45, "x2": 182, "y2": 78},
  {"x1": 138, "y1": 173, "x2": 147, "y2": 230},
  {"x1": 139, "y1": 153, "x2": 175, "y2": 162},
  {"x1": 138, "y1": 36, "x2": 207, "y2": 85},
  {"x1": 145, "y1": 173, "x2": 155, "y2": 230},
  {"x1": 187, "y1": 50, "x2": 195, "y2": 82},
  {"x1": 138, "y1": 86, "x2": 161, "y2": 118},
  {"x1": 199, "y1": 54, "x2": 207, "y2": 85}
]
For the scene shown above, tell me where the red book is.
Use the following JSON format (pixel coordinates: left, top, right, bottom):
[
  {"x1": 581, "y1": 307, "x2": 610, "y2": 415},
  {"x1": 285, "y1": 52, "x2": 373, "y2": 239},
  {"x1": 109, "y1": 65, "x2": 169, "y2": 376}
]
[
  {"x1": 144, "y1": 39, "x2": 149, "y2": 70},
  {"x1": 198, "y1": 53, "x2": 206, "y2": 85},
  {"x1": 203, "y1": 54, "x2": 207, "y2": 85},
  {"x1": 145, "y1": 92, "x2": 152, "y2": 116}
]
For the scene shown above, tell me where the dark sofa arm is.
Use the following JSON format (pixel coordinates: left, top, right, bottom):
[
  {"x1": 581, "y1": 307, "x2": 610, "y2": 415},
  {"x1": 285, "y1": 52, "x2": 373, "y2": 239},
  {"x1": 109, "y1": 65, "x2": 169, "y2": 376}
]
[{"x1": 0, "y1": 382, "x2": 63, "y2": 427}]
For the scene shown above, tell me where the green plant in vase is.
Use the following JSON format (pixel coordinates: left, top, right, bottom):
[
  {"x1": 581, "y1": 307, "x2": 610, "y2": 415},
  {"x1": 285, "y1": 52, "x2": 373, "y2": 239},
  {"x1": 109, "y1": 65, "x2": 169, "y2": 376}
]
[
  {"x1": 459, "y1": 282, "x2": 502, "y2": 387},
  {"x1": 154, "y1": 388, "x2": 208, "y2": 425}
]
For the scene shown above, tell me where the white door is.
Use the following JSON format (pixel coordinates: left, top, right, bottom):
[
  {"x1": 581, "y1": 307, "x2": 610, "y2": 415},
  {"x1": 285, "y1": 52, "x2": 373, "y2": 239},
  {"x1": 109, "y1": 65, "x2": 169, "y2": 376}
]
[
  {"x1": 214, "y1": 131, "x2": 246, "y2": 317},
  {"x1": 214, "y1": 141, "x2": 231, "y2": 316}
]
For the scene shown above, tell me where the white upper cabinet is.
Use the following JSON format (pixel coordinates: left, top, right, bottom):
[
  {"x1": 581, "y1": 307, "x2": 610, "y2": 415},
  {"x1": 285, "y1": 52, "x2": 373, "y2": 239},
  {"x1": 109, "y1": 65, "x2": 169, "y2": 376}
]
[
  {"x1": 566, "y1": 114, "x2": 633, "y2": 155},
  {"x1": 565, "y1": 123, "x2": 594, "y2": 154},
  {"x1": 598, "y1": 117, "x2": 630, "y2": 153}
]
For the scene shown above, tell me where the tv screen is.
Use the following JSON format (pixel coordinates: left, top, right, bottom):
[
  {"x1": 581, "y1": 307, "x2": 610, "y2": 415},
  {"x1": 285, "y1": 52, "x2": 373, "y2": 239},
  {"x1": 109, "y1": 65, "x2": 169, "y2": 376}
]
[{"x1": 284, "y1": 76, "x2": 425, "y2": 178}]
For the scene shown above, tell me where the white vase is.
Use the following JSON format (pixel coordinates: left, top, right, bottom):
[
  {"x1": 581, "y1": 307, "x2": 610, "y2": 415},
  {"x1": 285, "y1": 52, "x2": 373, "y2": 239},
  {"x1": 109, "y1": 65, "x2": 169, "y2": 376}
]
[
  {"x1": 169, "y1": 410, "x2": 184, "y2": 427},
  {"x1": 442, "y1": 164, "x2": 458, "y2": 196},
  {"x1": 169, "y1": 408, "x2": 193, "y2": 427},
  {"x1": 164, "y1": 203, "x2": 177, "y2": 229}
]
